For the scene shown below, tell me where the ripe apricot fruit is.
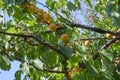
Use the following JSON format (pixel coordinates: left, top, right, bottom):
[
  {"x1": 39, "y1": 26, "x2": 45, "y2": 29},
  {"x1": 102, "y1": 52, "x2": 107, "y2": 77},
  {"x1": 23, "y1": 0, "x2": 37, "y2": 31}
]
[
  {"x1": 43, "y1": 13, "x2": 52, "y2": 24},
  {"x1": 117, "y1": 28, "x2": 120, "y2": 33},
  {"x1": 106, "y1": 33, "x2": 113, "y2": 39},
  {"x1": 84, "y1": 40, "x2": 90, "y2": 46},
  {"x1": 49, "y1": 23, "x2": 56, "y2": 31},
  {"x1": 36, "y1": 9, "x2": 44, "y2": 18},
  {"x1": 28, "y1": 3, "x2": 36, "y2": 13},
  {"x1": 37, "y1": 8, "x2": 44, "y2": 14},
  {"x1": 60, "y1": 34, "x2": 69, "y2": 42}
]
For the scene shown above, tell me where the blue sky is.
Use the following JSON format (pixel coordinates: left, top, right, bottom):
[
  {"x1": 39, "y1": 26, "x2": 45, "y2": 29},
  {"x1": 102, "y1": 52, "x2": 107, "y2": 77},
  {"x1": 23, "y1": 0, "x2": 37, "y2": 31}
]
[{"x1": 0, "y1": 0, "x2": 85, "y2": 80}]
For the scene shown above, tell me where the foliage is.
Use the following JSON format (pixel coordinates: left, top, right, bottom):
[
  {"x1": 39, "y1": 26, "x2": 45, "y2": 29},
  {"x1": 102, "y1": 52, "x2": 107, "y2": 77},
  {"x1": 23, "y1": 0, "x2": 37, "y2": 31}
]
[{"x1": 0, "y1": 0, "x2": 120, "y2": 80}]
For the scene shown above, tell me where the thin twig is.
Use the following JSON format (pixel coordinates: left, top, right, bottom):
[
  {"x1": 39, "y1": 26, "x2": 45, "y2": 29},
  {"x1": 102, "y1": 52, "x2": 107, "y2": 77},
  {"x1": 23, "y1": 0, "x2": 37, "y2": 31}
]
[
  {"x1": 0, "y1": 30, "x2": 33, "y2": 38},
  {"x1": 101, "y1": 35, "x2": 120, "y2": 49},
  {"x1": 79, "y1": 37, "x2": 105, "y2": 40}
]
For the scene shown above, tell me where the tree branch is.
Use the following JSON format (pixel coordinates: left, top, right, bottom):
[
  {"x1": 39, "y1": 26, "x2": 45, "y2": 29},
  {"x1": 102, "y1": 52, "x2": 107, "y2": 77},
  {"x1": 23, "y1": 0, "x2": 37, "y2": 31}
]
[
  {"x1": 72, "y1": 23, "x2": 118, "y2": 35},
  {"x1": 0, "y1": 30, "x2": 65, "y2": 57},
  {"x1": 101, "y1": 35, "x2": 120, "y2": 49}
]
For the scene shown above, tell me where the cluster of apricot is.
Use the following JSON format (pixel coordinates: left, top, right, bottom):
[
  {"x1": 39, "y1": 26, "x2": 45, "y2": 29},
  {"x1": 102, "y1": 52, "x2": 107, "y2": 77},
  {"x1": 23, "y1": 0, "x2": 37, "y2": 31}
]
[
  {"x1": 60, "y1": 34, "x2": 75, "y2": 47},
  {"x1": 21, "y1": 2, "x2": 62, "y2": 32},
  {"x1": 60, "y1": 33, "x2": 91, "y2": 47},
  {"x1": 21, "y1": 2, "x2": 91, "y2": 48}
]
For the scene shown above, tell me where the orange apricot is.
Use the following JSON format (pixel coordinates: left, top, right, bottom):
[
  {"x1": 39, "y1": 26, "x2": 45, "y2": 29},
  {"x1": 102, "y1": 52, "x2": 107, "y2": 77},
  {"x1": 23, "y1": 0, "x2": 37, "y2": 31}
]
[
  {"x1": 84, "y1": 40, "x2": 90, "y2": 46},
  {"x1": 60, "y1": 34, "x2": 69, "y2": 42},
  {"x1": 106, "y1": 33, "x2": 113, "y2": 39},
  {"x1": 28, "y1": 3, "x2": 36, "y2": 13},
  {"x1": 36, "y1": 9, "x2": 44, "y2": 18},
  {"x1": 49, "y1": 23, "x2": 56, "y2": 31},
  {"x1": 43, "y1": 13, "x2": 52, "y2": 24}
]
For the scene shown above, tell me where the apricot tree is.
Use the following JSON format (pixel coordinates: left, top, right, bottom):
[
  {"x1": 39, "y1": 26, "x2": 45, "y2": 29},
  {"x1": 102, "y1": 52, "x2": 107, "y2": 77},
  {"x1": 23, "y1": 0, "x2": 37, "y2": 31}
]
[{"x1": 0, "y1": 0, "x2": 120, "y2": 80}]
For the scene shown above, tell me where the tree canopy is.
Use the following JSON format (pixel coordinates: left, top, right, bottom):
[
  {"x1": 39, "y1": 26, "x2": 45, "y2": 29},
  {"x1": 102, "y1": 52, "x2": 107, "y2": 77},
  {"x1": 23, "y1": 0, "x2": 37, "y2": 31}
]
[{"x1": 0, "y1": 0, "x2": 120, "y2": 80}]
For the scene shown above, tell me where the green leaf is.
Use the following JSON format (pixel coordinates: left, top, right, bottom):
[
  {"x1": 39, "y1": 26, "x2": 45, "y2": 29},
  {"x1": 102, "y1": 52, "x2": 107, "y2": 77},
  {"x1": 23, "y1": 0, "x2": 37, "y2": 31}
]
[
  {"x1": 20, "y1": 62, "x2": 29, "y2": 74},
  {"x1": 69, "y1": 54, "x2": 79, "y2": 67},
  {"x1": 60, "y1": 46, "x2": 74, "y2": 58},
  {"x1": 43, "y1": 52, "x2": 58, "y2": 66},
  {"x1": 0, "y1": 55, "x2": 11, "y2": 71},
  {"x1": 0, "y1": 0, "x2": 3, "y2": 7},
  {"x1": 86, "y1": 0, "x2": 92, "y2": 8},
  {"x1": 15, "y1": 70, "x2": 22, "y2": 80},
  {"x1": 12, "y1": 5, "x2": 23, "y2": 20},
  {"x1": 74, "y1": 0, "x2": 81, "y2": 9},
  {"x1": 100, "y1": 50, "x2": 114, "y2": 79},
  {"x1": 86, "y1": 60, "x2": 99, "y2": 75},
  {"x1": 7, "y1": 27, "x2": 16, "y2": 33},
  {"x1": 100, "y1": 50, "x2": 113, "y2": 62},
  {"x1": 74, "y1": 73, "x2": 87, "y2": 80},
  {"x1": 75, "y1": 44, "x2": 87, "y2": 54},
  {"x1": 61, "y1": 10, "x2": 70, "y2": 18},
  {"x1": 2, "y1": 55, "x2": 10, "y2": 66},
  {"x1": 33, "y1": 59, "x2": 43, "y2": 70},
  {"x1": 67, "y1": 1, "x2": 77, "y2": 11}
]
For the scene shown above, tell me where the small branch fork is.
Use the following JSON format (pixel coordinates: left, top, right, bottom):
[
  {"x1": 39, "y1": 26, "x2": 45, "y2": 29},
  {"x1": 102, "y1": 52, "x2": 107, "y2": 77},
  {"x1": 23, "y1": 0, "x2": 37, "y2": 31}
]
[{"x1": 101, "y1": 35, "x2": 120, "y2": 49}]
